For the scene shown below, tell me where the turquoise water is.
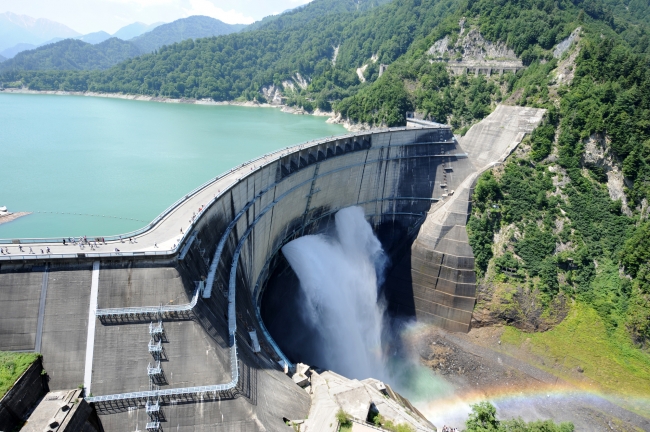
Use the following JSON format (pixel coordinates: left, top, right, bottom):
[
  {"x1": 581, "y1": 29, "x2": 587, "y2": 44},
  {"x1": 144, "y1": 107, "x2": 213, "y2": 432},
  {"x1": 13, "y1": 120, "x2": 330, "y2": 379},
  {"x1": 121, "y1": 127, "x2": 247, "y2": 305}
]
[{"x1": 0, "y1": 93, "x2": 345, "y2": 239}]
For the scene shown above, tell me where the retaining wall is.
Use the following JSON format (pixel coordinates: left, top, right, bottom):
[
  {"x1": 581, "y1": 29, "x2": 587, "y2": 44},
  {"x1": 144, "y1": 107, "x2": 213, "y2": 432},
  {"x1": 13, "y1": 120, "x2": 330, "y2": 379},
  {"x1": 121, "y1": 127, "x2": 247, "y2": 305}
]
[{"x1": 0, "y1": 357, "x2": 48, "y2": 432}]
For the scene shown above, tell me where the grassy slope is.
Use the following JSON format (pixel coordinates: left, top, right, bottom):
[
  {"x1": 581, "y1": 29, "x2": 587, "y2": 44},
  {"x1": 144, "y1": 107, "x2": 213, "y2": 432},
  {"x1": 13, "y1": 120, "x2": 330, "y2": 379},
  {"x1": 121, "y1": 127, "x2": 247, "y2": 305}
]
[
  {"x1": 501, "y1": 303, "x2": 650, "y2": 396},
  {"x1": 500, "y1": 302, "x2": 650, "y2": 419},
  {"x1": 0, "y1": 351, "x2": 39, "y2": 399},
  {"x1": 496, "y1": 259, "x2": 650, "y2": 412}
]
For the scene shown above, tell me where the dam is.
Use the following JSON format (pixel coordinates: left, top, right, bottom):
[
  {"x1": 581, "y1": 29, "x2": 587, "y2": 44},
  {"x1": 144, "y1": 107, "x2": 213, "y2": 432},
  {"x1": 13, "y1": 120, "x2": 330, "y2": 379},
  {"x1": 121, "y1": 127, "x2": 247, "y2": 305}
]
[{"x1": 0, "y1": 106, "x2": 544, "y2": 431}]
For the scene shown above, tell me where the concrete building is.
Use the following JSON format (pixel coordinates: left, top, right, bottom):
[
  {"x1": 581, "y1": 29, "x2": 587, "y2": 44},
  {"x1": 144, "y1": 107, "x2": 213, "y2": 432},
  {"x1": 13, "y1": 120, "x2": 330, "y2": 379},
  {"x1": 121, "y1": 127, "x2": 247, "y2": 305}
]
[
  {"x1": 444, "y1": 60, "x2": 525, "y2": 76},
  {"x1": 0, "y1": 107, "x2": 544, "y2": 431},
  {"x1": 22, "y1": 389, "x2": 103, "y2": 432}
]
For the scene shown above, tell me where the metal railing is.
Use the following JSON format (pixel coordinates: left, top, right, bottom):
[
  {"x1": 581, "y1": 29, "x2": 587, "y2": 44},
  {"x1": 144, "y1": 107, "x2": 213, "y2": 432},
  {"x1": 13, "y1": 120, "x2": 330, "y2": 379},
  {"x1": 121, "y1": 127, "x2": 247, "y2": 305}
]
[
  {"x1": 86, "y1": 252, "x2": 241, "y2": 404},
  {"x1": 148, "y1": 339, "x2": 162, "y2": 354},
  {"x1": 85, "y1": 342, "x2": 238, "y2": 403},
  {"x1": 145, "y1": 400, "x2": 160, "y2": 413},
  {"x1": 149, "y1": 321, "x2": 164, "y2": 337},
  {"x1": 147, "y1": 361, "x2": 162, "y2": 376},
  {"x1": 95, "y1": 285, "x2": 200, "y2": 318},
  {"x1": 145, "y1": 421, "x2": 160, "y2": 431}
]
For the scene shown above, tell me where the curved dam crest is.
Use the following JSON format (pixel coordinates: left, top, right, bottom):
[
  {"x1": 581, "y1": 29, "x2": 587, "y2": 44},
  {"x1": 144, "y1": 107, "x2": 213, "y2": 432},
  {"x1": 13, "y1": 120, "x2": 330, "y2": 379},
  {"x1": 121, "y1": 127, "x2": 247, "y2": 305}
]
[{"x1": 0, "y1": 106, "x2": 544, "y2": 432}]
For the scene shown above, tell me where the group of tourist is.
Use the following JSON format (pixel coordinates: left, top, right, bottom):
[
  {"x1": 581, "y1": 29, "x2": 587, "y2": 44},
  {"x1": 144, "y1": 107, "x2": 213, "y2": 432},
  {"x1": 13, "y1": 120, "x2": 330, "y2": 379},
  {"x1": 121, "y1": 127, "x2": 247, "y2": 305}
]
[
  {"x1": 2, "y1": 245, "x2": 52, "y2": 254},
  {"x1": 440, "y1": 427, "x2": 460, "y2": 432},
  {"x1": 0, "y1": 235, "x2": 111, "y2": 255},
  {"x1": 62, "y1": 236, "x2": 106, "y2": 247},
  {"x1": 189, "y1": 205, "x2": 206, "y2": 224},
  {"x1": 63, "y1": 236, "x2": 105, "y2": 251},
  {"x1": 2, "y1": 219, "x2": 185, "y2": 257}
]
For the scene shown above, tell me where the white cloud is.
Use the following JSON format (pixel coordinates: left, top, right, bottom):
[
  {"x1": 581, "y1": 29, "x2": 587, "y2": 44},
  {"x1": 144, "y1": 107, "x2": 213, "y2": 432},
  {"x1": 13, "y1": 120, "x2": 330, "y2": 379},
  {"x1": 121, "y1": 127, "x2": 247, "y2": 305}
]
[
  {"x1": 184, "y1": 0, "x2": 255, "y2": 24},
  {"x1": 102, "y1": 0, "x2": 176, "y2": 6},
  {"x1": 0, "y1": 0, "x2": 317, "y2": 34}
]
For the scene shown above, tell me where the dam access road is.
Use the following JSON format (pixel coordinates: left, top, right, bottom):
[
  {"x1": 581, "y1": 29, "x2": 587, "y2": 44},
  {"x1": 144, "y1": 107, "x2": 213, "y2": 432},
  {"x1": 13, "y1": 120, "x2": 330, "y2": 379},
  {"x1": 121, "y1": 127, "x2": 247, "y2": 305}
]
[{"x1": 0, "y1": 106, "x2": 546, "y2": 432}]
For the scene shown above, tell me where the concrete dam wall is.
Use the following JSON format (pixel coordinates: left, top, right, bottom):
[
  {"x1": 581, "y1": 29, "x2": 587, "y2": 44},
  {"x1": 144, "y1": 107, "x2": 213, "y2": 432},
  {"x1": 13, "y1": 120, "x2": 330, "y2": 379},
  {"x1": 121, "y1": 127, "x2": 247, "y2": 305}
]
[
  {"x1": 199, "y1": 125, "x2": 463, "y2": 338},
  {"x1": 0, "y1": 107, "x2": 544, "y2": 431}
]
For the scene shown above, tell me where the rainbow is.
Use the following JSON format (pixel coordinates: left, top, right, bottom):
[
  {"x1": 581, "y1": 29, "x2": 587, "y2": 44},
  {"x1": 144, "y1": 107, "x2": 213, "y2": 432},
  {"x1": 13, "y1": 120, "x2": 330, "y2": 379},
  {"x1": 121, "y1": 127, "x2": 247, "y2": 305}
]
[
  {"x1": 411, "y1": 383, "x2": 650, "y2": 429},
  {"x1": 391, "y1": 324, "x2": 650, "y2": 429}
]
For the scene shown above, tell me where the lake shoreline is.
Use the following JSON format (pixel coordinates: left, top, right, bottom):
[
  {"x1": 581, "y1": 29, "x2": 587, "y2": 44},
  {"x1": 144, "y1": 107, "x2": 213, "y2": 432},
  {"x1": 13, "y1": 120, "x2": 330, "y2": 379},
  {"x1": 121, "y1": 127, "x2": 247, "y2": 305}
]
[
  {"x1": 0, "y1": 212, "x2": 30, "y2": 226},
  {"x1": 0, "y1": 88, "x2": 371, "y2": 132},
  {"x1": 0, "y1": 91, "x2": 347, "y2": 239}
]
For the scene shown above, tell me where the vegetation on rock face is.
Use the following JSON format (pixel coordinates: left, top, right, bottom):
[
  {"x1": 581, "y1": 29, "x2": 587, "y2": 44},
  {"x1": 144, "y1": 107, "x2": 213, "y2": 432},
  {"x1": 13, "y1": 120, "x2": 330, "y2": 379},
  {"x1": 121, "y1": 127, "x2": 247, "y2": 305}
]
[
  {"x1": 467, "y1": 3, "x2": 650, "y2": 350},
  {"x1": 371, "y1": 414, "x2": 415, "y2": 432},
  {"x1": 336, "y1": 409, "x2": 352, "y2": 430},
  {"x1": 0, "y1": 351, "x2": 40, "y2": 399},
  {"x1": 501, "y1": 301, "x2": 650, "y2": 398}
]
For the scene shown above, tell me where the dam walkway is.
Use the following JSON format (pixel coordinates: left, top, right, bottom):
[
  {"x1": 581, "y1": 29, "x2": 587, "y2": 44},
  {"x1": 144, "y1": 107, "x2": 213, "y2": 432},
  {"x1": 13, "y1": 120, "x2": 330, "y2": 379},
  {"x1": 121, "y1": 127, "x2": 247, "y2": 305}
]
[{"x1": 0, "y1": 127, "x2": 454, "y2": 261}]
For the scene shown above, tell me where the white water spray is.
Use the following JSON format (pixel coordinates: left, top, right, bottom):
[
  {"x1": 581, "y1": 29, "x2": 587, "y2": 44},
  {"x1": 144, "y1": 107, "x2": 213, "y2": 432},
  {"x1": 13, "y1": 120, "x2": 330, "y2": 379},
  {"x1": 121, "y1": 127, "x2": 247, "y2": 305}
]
[{"x1": 281, "y1": 206, "x2": 387, "y2": 380}]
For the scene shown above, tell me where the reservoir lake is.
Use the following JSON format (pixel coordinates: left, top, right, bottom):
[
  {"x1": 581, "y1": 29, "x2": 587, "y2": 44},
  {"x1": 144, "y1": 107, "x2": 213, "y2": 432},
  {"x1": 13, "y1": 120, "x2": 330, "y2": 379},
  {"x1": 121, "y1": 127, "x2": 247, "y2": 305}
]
[{"x1": 0, "y1": 93, "x2": 345, "y2": 239}]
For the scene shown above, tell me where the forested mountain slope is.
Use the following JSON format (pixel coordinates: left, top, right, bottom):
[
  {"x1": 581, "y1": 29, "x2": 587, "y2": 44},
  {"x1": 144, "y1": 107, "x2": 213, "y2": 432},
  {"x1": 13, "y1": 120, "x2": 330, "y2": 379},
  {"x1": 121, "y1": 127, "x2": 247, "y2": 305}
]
[
  {"x1": 129, "y1": 16, "x2": 246, "y2": 54},
  {"x1": 0, "y1": 38, "x2": 141, "y2": 71},
  {"x1": 0, "y1": 0, "x2": 456, "y2": 103},
  {"x1": 0, "y1": 16, "x2": 245, "y2": 72}
]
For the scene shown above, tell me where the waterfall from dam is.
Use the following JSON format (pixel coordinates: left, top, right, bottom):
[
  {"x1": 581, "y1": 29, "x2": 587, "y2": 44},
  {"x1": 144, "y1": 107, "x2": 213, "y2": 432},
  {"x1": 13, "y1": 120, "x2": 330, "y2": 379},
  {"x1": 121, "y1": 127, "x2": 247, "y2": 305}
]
[{"x1": 282, "y1": 206, "x2": 387, "y2": 380}]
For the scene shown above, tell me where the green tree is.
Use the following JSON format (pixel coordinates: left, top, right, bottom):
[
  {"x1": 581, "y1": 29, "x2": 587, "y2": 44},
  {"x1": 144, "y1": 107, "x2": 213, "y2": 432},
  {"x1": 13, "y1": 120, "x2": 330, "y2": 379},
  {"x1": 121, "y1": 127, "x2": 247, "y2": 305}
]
[{"x1": 465, "y1": 401, "x2": 500, "y2": 431}]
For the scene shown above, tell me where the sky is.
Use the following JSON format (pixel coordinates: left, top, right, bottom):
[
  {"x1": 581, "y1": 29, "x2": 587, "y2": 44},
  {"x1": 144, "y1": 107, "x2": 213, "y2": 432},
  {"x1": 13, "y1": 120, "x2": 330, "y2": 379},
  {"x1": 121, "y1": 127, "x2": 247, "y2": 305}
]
[{"x1": 0, "y1": 0, "x2": 313, "y2": 34}]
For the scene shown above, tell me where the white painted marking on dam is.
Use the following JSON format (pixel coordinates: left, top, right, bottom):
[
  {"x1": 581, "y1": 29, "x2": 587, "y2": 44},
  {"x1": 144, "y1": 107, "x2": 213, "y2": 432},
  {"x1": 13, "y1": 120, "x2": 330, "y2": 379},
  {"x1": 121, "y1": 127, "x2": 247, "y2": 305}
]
[
  {"x1": 85, "y1": 261, "x2": 100, "y2": 395},
  {"x1": 34, "y1": 265, "x2": 48, "y2": 353}
]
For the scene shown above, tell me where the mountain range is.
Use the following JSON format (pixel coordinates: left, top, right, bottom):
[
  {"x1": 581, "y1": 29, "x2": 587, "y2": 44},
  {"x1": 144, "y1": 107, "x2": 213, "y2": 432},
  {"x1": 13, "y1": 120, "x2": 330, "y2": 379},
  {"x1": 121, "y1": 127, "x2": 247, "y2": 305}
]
[
  {"x1": 0, "y1": 15, "x2": 245, "y2": 70},
  {"x1": 129, "y1": 16, "x2": 245, "y2": 54},
  {"x1": 112, "y1": 22, "x2": 163, "y2": 41},
  {"x1": 0, "y1": 15, "x2": 167, "y2": 59},
  {"x1": 0, "y1": 12, "x2": 78, "y2": 52}
]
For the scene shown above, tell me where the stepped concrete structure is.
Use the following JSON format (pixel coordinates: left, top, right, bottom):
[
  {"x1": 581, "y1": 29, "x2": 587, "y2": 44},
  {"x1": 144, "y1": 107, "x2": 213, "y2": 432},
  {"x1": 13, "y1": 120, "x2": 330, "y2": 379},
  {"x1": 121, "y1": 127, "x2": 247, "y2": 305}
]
[
  {"x1": 0, "y1": 106, "x2": 544, "y2": 431},
  {"x1": 385, "y1": 106, "x2": 545, "y2": 332}
]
